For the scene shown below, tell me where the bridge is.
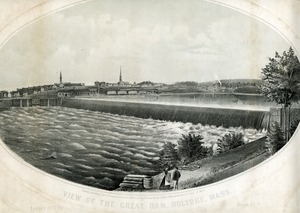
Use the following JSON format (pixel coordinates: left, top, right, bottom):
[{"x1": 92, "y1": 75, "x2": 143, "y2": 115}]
[
  {"x1": 0, "y1": 97, "x2": 62, "y2": 108},
  {"x1": 103, "y1": 87, "x2": 159, "y2": 95}
]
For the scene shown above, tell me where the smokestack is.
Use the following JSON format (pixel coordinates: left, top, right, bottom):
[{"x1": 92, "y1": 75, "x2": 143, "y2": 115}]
[{"x1": 213, "y1": 73, "x2": 222, "y2": 87}]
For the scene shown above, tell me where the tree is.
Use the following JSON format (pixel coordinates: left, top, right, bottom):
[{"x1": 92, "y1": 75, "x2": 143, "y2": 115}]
[
  {"x1": 260, "y1": 47, "x2": 300, "y2": 141},
  {"x1": 158, "y1": 142, "x2": 179, "y2": 170},
  {"x1": 265, "y1": 122, "x2": 286, "y2": 155},
  {"x1": 177, "y1": 133, "x2": 208, "y2": 164},
  {"x1": 217, "y1": 132, "x2": 244, "y2": 153}
]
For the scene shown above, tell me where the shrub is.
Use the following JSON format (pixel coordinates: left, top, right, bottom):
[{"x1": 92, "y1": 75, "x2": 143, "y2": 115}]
[
  {"x1": 217, "y1": 132, "x2": 244, "y2": 153},
  {"x1": 289, "y1": 119, "x2": 300, "y2": 137},
  {"x1": 205, "y1": 145, "x2": 214, "y2": 157},
  {"x1": 265, "y1": 122, "x2": 286, "y2": 155},
  {"x1": 158, "y1": 142, "x2": 179, "y2": 170},
  {"x1": 177, "y1": 133, "x2": 208, "y2": 164}
]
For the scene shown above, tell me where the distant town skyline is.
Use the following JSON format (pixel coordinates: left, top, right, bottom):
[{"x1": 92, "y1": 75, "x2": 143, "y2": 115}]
[{"x1": 0, "y1": 0, "x2": 290, "y2": 91}]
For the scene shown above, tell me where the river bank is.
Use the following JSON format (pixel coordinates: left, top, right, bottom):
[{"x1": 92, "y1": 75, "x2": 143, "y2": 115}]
[{"x1": 150, "y1": 136, "x2": 268, "y2": 191}]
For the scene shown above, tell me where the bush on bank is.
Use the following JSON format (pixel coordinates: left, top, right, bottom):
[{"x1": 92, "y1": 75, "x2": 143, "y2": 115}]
[
  {"x1": 265, "y1": 122, "x2": 286, "y2": 155},
  {"x1": 177, "y1": 133, "x2": 209, "y2": 164},
  {"x1": 217, "y1": 132, "x2": 245, "y2": 154},
  {"x1": 158, "y1": 142, "x2": 179, "y2": 170}
]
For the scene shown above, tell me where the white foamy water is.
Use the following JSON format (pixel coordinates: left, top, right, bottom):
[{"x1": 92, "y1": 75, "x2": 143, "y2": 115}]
[{"x1": 0, "y1": 107, "x2": 265, "y2": 190}]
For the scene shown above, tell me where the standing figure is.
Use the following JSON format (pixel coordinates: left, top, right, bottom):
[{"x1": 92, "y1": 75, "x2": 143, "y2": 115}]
[
  {"x1": 159, "y1": 169, "x2": 171, "y2": 189},
  {"x1": 172, "y1": 166, "x2": 181, "y2": 190}
]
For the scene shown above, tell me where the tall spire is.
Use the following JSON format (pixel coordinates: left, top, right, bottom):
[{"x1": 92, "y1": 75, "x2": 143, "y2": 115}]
[
  {"x1": 60, "y1": 71, "x2": 62, "y2": 84},
  {"x1": 119, "y1": 66, "x2": 122, "y2": 83}
]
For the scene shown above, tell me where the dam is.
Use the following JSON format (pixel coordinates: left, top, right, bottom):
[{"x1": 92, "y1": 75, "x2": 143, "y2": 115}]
[
  {"x1": 1, "y1": 96, "x2": 270, "y2": 129},
  {"x1": 62, "y1": 98, "x2": 269, "y2": 129},
  {"x1": 3, "y1": 94, "x2": 299, "y2": 130}
]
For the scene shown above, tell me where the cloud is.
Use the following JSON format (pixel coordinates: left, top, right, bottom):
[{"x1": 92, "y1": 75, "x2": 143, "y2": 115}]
[{"x1": 0, "y1": 2, "x2": 290, "y2": 90}]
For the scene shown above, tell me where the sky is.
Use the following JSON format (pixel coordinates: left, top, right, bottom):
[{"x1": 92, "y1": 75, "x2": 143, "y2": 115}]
[{"x1": 0, "y1": 0, "x2": 290, "y2": 91}]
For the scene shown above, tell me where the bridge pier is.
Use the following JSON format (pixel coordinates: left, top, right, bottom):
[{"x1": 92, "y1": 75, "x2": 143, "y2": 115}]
[
  {"x1": 27, "y1": 99, "x2": 29, "y2": 107},
  {"x1": 20, "y1": 99, "x2": 22, "y2": 107},
  {"x1": 47, "y1": 99, "x2": 50, "y2": 107}
]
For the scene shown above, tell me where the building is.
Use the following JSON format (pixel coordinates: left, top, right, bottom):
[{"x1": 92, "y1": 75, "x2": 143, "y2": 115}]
[
  {"x1": 10, "y1": 91, "x2": 20, "y2": 97},
  {"x1": 0, "y1": 91, "x2": 9, "y2": 98},
  {"x1": 54, "y1": 82, "x2": 85, "y2": 88},
  {"x1": 14, "y1": 86, "x2": 44, "y2": 97},
  {"x1": 57, "y1": 88, "x2": 76, "y2": 98},
  {"x1": 57, "y1": 86, "x2": 97, "y2": 98},
  {"x1": 94, "y1": 81, "x2": 107, "y2": 88},
  {"x1": 54, "y1": 72, "x2": 85, "y2": 88},
  {"x1": 118, "y1": 66, "x2": 130, "y2": 87},
  {"x1": 95, "y1": 66, "x2": 131, "y2": 91}
]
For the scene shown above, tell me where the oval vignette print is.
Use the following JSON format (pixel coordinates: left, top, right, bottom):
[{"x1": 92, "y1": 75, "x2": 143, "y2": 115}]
[{"x1": 0, "y1": 0, "x2": 299, "y2": 192}]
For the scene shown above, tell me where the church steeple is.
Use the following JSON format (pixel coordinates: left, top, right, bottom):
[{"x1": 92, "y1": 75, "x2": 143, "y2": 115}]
[
  {"x1": 60, "y1": 71, "x2": 62, "y2": 84},
  {"x1": 119, "y1": 66, "x2": 122, "y2": 83}
]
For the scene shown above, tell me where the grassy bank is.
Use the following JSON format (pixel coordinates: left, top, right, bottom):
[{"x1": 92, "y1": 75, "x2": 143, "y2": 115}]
[{"x1": 152, "y1": 137, "x2": 268, "y2": 190}]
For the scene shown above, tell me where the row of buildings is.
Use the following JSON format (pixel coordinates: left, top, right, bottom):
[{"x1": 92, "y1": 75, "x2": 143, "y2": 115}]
[
  {"x1": 0, "y1": 72, "x2": 95, "y2": 98},
  {"x1": 0, "y1": 69, "x2": 162, "y2": 99}
]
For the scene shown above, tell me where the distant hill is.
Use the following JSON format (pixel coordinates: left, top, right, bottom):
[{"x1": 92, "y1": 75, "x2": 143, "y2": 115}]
[
  {"x1": 165, "y1": 79, "x2": 263, "y2": 94},
  {"x1": 197, "y1": 79, "x2": 263, "y2": 87}
]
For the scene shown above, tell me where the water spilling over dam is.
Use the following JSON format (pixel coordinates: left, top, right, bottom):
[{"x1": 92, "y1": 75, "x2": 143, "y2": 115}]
[{"x1": 62, "y1": 98, "x2": 270, "y2": 130}]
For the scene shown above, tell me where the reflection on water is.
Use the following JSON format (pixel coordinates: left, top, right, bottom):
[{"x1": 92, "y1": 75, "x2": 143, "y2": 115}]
[{"x1": 0, "y1": 107, "x2": 265, "y2": 190}]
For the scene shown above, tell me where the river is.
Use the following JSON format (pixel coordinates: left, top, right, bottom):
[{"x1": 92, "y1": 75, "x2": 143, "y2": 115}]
[{"x1": 0, "y1": 107, "x2": 266, "y2": 190}]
